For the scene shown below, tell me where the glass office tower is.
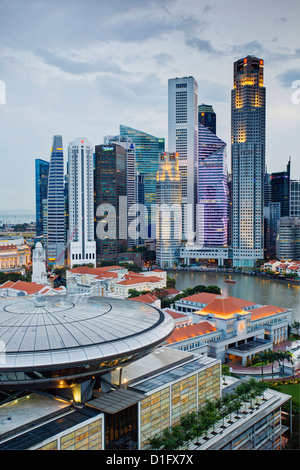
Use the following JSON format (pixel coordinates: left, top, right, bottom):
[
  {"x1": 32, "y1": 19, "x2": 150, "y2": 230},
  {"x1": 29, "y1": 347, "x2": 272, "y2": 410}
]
[
  {"x1": 46, "y1": 135, "x2": 65, "y2": 266},
  {"x1": 271, "y1": 159, "x2": 291, "y2": 217},
  {"x1": 198, "y1": 124, "x2": 228, "y2": 247},
  {"x1": 35, "y1": 159, "x2": 49, "y2": 237},
  {"x1": 198, "y1": 103, "x2": 216, "y2": 134},
  {"x1": 231, "y1": 56, "x2": 266, "y2": 267},
  {"x1": 120, "y1": 125, "x2": 165, "y2": 240},
  {"x1": 94, "y1": 143, "x2": 127, "y2": 264}
]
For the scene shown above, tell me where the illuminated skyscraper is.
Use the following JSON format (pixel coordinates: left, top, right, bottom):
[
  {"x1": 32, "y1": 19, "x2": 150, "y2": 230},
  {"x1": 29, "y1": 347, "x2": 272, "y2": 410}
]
[
  {"x1": 231, "y1": 56, "x2": 266, "y2": 267},
  {"x1": 168, "y1": 76, "x2": 198, "y2": 244},
  {"x1": 156, "y1": 152, "x2": 182, "y2": 268},
  {"x1": 198, "y1": 124, "x2": 228, "y2": 247},
  {"x1": 46, "y1": 135, "x2": 65, "y2": 266},
  {"x1": 68, "y1": 138, "x2": 96, "y2": 267}
]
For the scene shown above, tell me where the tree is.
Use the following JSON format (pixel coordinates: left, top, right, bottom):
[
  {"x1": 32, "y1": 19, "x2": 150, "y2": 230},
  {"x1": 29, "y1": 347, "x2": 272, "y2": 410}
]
[
  {"x1": 205, "y1": 285, "x2": 221, "y2": 294},
  {"x1": 254, "y1": 350, "x2": 269, "y2": 381}
]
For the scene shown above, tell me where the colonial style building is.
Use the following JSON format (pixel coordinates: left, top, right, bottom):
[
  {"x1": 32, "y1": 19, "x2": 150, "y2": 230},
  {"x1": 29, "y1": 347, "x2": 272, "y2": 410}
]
[
  {"x1": 170, "y1": 292, "x2": 292, "y2": 365},
  {"x1": 0, "y1": 236, "x2": 31, "y2": 271}
]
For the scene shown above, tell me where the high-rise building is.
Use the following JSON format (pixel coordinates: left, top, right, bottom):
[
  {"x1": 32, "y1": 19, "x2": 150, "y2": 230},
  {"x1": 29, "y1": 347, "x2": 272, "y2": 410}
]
[
  {"x1": 119, "y1": 125, "x2": 165, "y2": 239},
  {"x1": 290, "y1": 179, "x2": 300, "y2": 218},
  {"x1": 104, "y1": 135, "x2": 137, "y2": 247},
  {"x1": 94, "y1": 143, "x2": 127, "y2": 264},
  {"x1": 46, "y1": 135, "x2": 65, "y2": 266},
  {"x1": 271, "y1": 159, "x2": 290, "y2": 217},
  {"x1": 156, "y1": 152, "x2": 182, "y2": 268},
  {"x1": 231, "y1": 56, "x2": 266, "y2": 267},
  {"x1": 68, "y1": 138, "x2": 96, "y2": 268},
  {"x1": 197, "y1": 124, "x2": 228, "y2": 247},
  {"x1": 198, "y1": 103, "x2": 216, "y2": 134},
  {"x1": 168, "y1": 76, "x2": 198, "y2": 244},
  {"x1": 276, "y1": 217, "x2": 300, "y2": 260},
  {"x1": 35, "y1": 159, "x2": 49, "y2": 237}
]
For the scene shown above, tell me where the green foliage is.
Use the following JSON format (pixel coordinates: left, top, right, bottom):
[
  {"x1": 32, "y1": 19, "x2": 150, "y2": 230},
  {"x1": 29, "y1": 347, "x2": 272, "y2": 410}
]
[{"x1": 148, "y1": 378, "x2": 268, "y2": 449}]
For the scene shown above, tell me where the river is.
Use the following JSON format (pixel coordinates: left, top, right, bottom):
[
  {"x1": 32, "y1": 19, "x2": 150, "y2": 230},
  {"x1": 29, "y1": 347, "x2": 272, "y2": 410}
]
[{"x1": 168, "y1": 270, "x2": 299, "y2": 323}]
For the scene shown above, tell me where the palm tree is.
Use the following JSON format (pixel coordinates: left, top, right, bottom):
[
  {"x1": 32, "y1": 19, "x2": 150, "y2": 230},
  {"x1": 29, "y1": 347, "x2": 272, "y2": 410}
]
[
  {"x1": 276, "y1": 350, "x2": 293, "y2": 379},
  {"x1": 266, "y1": 349, "x2": 278, "y2": 380},
  {"x1": 254, "y1": 350, "x2": 269, "y2": 381}
]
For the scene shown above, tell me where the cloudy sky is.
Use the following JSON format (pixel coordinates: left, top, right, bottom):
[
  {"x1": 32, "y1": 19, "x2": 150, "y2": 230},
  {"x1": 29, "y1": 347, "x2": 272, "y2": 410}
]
[{"x1": 0, "y1": 0, "x2": 299, "y2": 213}]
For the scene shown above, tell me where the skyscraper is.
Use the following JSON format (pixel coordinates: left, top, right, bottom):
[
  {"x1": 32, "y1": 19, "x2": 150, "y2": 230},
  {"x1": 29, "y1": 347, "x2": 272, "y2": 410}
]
[
  {"x1": 119, "y1": 125, "x2": 165, "y2": 239},
  {"x1": 35, "y1": 159, "x2": 49, "y2": 237},
  {"x1": 94, "y1": 143, "x2": 127, "y2": 264},
  {"x1": 68, "y1": 138, "x2": 96, "y2": 267},
  {"x1": 168, "y1": 76, "x2": 198, "y2": 244},
  {"x1": 156, "y1": 152, "x2": 182, "y2": 268},
  {"x1": 104, "y1": 135, "x2": 137, "y2": 247},
  {"x1": 46, "y1": 135, "x2": 65, "y2": 266},
  {"x1": 290, "y1": 179, "x2": 300, "y2": 218},
  {"x1": 198, "y1": 103, "x2": 216, "y2": 134},
  {"x1": 271, "y1": 159, "x2": 291, "y2": 217},
  {"x1": 197, "y1": 124, "x2": 228, "y2": 247},
  {"x1": 231, "y1": 56, "x2": 266, "y2": 267}
]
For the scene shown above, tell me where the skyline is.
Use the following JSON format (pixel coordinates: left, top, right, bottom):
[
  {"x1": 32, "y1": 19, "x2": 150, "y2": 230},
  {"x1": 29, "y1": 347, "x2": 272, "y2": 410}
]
[{"x1": 0, "y1": 0, "x2": 299, "y2": 212}]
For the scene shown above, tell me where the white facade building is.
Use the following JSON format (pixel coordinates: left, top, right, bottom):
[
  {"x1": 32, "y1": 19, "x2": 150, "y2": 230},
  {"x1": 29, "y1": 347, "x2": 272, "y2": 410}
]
[
  {"x1": 31, "y1": 242, "x2": 47, "y2": 285},
  {"x1": 68, "y1": 138, "x2": 96, "y2": 267},
  {"x1": 156, "y1": 152, "x2": 182, "y2": 268},
  {"x1": 168, "y1": 76, "x2": 198, "y2": 244}
]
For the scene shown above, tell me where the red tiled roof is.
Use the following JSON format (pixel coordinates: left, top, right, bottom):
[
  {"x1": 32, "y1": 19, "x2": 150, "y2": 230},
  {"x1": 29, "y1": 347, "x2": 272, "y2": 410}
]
[
  {"x1": 251, "y1": 305, "x2": 287, "y2": 321},
  {"x1": 165, "y1": 322, "x2": 217, "y2": 344},
  {"x1": 2, "y1": 280, "x2": 49, "y2": 295},
  {"x1": 69, "y1": 266, "x2": 122, "y2": 275},
  {"x1": 129, "y1": 293, "x2": 159, "y2": 304},
  {"x1": 0, "y1": 281, "x2": 15, "y2": 288},
  {"x1": 180, "y1": 292, "x2": 218, "y2": 304},
  {"x1": 200, "y1": 296, "x2": 245, "y2": 317},
  {"x1": 117, "y1": 276, "x2": 162, "y2": 286},
  {"x1": 165, "y1": 288, "x2": 180, "y2": 295},
  {"x1": 165, "y1": 309, "x2": 187, "y2": 319}
]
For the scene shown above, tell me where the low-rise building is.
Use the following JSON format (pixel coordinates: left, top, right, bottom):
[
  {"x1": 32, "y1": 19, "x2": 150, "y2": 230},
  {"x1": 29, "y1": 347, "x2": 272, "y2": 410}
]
[
  {"x1": 171, "y1": 293, "x2": 292, "y2": 364},
  {"x1": 0, "y1": 236, "x2": 31, "y2": 271},
  {"x1": 0, "y1": 279, "x2": 65, "y2": 297}
]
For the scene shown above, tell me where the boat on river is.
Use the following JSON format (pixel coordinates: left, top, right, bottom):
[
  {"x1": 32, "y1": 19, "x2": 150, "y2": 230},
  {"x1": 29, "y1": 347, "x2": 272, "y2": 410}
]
[{"x1": 225, "y1": 279, "x2": 236, "y2": 284}]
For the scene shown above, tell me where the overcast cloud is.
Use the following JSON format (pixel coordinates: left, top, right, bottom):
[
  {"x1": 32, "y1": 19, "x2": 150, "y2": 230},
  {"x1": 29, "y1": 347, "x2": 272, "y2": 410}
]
[{"x1": 0, "y1": 0, "x2": 299, "y2": 212}]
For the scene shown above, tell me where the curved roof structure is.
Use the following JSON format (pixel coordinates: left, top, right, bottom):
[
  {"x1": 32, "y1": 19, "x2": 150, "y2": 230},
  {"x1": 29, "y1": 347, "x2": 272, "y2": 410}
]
[
  {"x1": 0, "y1": 294, "x2": 174, "y2": 390},
  {"x1": 199, "y1": 295, "x2": 245, "y2": 317}
]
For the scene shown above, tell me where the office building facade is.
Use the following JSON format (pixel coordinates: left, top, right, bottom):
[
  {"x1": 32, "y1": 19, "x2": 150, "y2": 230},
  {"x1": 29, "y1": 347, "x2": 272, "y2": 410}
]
[
  {"x1": 231, "y1": 56, "x2": 266, "y2": 267},
  {"x1": 198, "y1": 124, "x2": 228, "y2": 247},
  {"x1": 290, "y1": 179, "x2": 300, "y2": 218},
  {"x1": 271, "y1": 159, "x2": 290, "y2": 217},
  {"x1": 156, "y1": 152, "x2": 182, "y2": 268},
  {"x1": 68, "y1": 138, "x2": 96, "y2": 267},
  {"x1": 168, "y1": 76, "x2": 198, "y2": 244},
  {"x1": 198, "y1": 103, "x2": 216, "y2": 134},
  {"x1": 104, "y1": 135, "x2": 137, "y2": 247},
  {"x1": 35, "y1": 159, "x2": 49, "y2": 237},
  {"x1": 46, "y1": 135, "x2": 65, "y2": 266},
  {"x1": 120, "y1": 125, "x2": 165, "y2": 239},
  {"x1": 94, "y1": 143, "x2": 127, "y2": 264},
  {"x1": 276, "y1": 217, "x2": 300, "y2": 260}
]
